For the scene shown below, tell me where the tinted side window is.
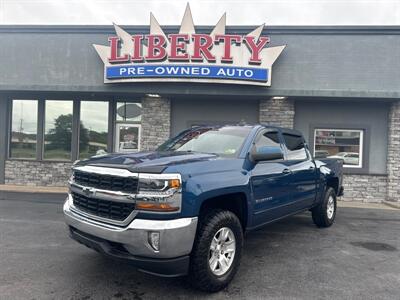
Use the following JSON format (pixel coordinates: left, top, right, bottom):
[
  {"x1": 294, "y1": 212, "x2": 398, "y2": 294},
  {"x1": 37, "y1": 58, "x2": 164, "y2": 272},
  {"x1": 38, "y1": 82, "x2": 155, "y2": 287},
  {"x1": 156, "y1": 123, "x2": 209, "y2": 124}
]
[
  {"x1": 283, "y1": 133, "x2": 308, "y2": 160},
  {"x1": 255, "y1": 130, "x2": 281, "y2": 148}
]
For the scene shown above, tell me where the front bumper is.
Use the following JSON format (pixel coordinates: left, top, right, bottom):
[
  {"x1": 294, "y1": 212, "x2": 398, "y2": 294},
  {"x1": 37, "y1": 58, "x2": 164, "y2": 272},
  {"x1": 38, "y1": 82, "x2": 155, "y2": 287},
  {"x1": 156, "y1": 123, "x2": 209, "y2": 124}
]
[{"x1": 63, "y1": 196, "x2": 198, "y2": 276}]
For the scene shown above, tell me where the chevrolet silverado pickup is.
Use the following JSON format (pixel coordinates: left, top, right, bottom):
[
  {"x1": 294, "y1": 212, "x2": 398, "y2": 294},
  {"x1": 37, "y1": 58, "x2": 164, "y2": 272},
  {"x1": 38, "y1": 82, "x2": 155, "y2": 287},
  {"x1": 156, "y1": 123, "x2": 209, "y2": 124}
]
[{"x1": 64, "y1": 125, "x2": 344, "y2": 292}]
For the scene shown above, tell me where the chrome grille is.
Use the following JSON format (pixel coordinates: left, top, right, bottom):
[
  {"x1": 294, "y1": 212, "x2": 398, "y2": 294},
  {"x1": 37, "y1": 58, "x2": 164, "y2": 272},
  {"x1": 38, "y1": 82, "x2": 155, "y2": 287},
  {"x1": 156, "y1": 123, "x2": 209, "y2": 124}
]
[
  {"x1": 71, "y1": 192, "x2": 135, "y2": 221},
  {"x1": 73, "y1": 170, "x2": 138, "y2": 193}
]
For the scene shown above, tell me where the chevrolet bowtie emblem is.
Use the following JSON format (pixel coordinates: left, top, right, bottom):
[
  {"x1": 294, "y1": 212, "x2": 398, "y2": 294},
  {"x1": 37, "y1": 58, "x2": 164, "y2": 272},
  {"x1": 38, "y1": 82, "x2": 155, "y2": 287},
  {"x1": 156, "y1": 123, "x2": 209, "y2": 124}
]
[{"x1": 82, "y1": 187, "x2": 96, "y2": 197}]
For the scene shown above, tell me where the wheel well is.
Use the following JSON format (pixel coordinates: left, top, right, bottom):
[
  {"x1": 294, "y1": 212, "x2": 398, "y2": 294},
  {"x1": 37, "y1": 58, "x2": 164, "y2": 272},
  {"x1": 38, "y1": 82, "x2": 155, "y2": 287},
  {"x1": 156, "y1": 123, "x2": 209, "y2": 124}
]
[
  {"x1": 199, "y1": 193, "x2": 248, "y2": 229},
  {"x1": 327, "y1": 177, "x2": 339, "y2": 195}
]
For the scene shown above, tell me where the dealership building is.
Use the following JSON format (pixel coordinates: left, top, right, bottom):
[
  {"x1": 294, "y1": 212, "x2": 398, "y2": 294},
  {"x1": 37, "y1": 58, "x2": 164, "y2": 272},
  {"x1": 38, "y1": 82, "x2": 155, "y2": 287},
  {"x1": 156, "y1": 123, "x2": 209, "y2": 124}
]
[{"x1": 0, "y1": 10, "x2": 399, "y2": 203}]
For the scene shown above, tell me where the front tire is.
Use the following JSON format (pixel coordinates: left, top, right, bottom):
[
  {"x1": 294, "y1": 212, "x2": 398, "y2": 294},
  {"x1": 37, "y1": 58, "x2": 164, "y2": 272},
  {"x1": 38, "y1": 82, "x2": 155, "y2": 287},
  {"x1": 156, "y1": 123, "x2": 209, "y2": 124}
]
[
  {"x1": 311, "y1": 187, "x2": 337, "y2": 228},
  {"x1": 189, "y1": 210, "x2": 243, "y2": 292}
]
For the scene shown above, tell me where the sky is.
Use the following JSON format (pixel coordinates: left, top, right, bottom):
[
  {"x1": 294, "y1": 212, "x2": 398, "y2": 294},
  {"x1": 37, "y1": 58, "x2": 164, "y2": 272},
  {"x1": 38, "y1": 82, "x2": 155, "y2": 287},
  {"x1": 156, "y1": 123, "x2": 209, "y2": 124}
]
[{"x1": 0, "y1": 0, "x2": 399, "y2": 25}]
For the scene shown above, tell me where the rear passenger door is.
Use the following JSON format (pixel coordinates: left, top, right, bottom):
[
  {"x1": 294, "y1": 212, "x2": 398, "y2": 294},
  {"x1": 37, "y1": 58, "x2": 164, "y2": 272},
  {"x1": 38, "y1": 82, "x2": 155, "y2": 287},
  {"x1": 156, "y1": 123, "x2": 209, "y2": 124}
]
[{"x1": 282, "y1": 132, "x2": 317, "y2": 210}]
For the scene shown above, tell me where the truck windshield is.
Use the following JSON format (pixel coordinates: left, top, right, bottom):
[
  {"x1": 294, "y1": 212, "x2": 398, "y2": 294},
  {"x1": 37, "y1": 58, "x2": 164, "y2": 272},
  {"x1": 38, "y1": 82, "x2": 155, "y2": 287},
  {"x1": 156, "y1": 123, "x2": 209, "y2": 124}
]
[{"x1": 157, "y1": 126, "x2": 251, "y2": 157}]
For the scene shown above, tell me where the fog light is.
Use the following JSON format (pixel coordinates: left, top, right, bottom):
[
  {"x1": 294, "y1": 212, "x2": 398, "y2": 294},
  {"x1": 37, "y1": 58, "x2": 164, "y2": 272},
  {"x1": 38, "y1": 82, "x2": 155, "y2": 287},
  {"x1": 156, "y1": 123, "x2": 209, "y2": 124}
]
[{"x1": 148, "y1": 231, "x2": 160, "y2": 251}]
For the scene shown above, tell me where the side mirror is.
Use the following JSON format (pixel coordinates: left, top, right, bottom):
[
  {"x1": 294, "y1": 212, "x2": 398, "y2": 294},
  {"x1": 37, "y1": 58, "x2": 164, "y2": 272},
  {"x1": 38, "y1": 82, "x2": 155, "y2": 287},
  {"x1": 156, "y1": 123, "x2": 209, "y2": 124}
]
[{"x1": 250, "y1": 146, "x2": 283, "y2": 162}]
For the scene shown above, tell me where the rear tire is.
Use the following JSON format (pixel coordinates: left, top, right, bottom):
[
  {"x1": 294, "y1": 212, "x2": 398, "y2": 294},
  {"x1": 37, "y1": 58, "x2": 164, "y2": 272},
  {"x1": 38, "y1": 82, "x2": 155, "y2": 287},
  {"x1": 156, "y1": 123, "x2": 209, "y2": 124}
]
[
  {"x1": 311, "y1": 187, "x2": 337, "y2": 228},
  {"x1": 188, "y1": 209, "x2": 243, "y2": 292}
]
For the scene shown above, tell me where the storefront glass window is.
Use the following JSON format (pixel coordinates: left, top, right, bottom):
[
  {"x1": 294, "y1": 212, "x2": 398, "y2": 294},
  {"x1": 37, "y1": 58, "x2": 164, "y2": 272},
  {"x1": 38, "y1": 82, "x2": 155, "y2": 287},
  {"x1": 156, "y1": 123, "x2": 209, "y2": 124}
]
[
  {"x1": 79, "y1": 101, "x2": 109, "y2": 159},
  {"x1": 116, "y1": 102, "x2": 142, "y2": 122},
  {"x1": 314, "y1": 129, "x2": 363, "y2": 168},
  {"x1": 10, "y1": 100, "x2": 38, "y2": 159},
  {"x1": 44, "y1": 100, "x2": 73, "y2": 160}
]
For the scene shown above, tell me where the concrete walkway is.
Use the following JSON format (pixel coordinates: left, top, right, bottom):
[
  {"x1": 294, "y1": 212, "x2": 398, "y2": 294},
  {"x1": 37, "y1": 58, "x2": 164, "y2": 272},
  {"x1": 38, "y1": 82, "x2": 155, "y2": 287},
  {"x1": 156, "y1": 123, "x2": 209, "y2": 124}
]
[
  {"x1": 338, "y1": 200, "x2": 398, "y2": 210},
  {"x1": 0, "y1": 184, "x2": 68, "y2": 193},
  {"x1": 0, "y1": 184, "x2": 68, "y2": 202}
]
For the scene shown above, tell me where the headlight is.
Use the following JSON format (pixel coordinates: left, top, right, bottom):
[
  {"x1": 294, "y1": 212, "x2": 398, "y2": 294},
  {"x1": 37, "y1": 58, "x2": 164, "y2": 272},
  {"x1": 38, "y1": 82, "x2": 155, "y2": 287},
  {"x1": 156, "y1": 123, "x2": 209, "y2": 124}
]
[{"x1": 136, "y1": 173, "x2": 182, "y2": 213}]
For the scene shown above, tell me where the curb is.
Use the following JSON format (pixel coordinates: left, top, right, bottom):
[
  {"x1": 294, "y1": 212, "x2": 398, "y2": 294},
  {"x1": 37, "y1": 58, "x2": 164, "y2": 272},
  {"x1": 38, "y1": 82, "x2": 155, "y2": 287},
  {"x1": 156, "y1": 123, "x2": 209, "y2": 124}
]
[
  {"x1": 0, "y1": 190, "x2": 67, "y2": 203},
  {"x1": 383, "y1": 200, "x2": 400, "y2": 209},
  {"x1": 337, "y1": 200, "x2": 398, "y2": 210},
  {"x1": 0, "y1": 185, "x2": 67, "y2": 194},
  {"x1": 0, "y1": 185, "x2": 67, "y2": 203}
]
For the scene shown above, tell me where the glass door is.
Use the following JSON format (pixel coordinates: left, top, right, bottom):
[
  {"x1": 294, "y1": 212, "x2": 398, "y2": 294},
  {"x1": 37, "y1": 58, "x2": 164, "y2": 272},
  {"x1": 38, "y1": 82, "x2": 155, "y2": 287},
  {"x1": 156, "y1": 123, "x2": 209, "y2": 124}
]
[
  {"x1": 114, "y1": 101, "x2": 142, "y2": 153},
  {"x1": 115, "y1": 123, "x2": 141, "y2": 152}
]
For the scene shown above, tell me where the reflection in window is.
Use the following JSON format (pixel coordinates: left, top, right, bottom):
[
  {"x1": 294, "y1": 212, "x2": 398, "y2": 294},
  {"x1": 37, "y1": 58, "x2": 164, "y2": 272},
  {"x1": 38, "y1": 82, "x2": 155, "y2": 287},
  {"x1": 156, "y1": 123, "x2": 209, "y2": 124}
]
[
  {"x1": 283, "y1": 133, "x2": 308, "y2": 160},
  {"x1": 255, "y1": 130, "x2": 281, "y2": 148},
  {"x1": 44, "y1": 100, "x2": 73, "y2": 160},
  {"x1": 314, "y1": 129, "x2": 363, "y2": 168},
  {"x1": 158, "y1": 127, "x2": 251, "y2": 157},
  {"x1": 79, "y1": 101, "x2": 109, "y2": 159},
  {"x1": 116, "y1": 124, "x2": 141, "y2": 152},
  {"x1": 10, "y1": 100, "x2": 38, "y2": 159},
  {"x1": 116, "y1": 102, "x2": 142, "y2": 122}
]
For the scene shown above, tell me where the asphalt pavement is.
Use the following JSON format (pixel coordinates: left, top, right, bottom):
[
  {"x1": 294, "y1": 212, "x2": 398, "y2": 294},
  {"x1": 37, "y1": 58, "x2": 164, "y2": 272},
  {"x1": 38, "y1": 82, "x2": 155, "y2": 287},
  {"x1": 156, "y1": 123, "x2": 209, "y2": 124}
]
[{"x1": 0, "y1": 198, "x2": 399, "y2": 300}]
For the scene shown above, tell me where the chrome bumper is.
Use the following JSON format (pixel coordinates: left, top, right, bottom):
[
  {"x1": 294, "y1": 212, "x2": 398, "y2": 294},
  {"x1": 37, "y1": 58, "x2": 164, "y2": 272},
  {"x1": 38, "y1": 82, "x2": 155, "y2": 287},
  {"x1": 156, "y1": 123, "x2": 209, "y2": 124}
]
[{"x1": 63, "y1": 195, "x2": 198, "y2": 259}]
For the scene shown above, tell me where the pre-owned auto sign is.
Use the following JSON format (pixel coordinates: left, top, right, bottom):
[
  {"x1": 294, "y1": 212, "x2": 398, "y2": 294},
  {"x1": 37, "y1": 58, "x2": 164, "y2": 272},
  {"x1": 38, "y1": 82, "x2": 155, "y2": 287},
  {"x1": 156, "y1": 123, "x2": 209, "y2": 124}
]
[{"x1": 94, "y1": 4, "x2": 285, "y2": 86}]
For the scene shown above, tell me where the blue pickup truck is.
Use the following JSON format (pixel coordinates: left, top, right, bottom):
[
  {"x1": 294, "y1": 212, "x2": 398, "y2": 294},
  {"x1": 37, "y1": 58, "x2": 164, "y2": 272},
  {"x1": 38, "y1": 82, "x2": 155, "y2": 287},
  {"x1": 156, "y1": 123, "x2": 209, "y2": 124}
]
[{"x1": 64, "y1": 125, "x2": 343, "y2": 292}]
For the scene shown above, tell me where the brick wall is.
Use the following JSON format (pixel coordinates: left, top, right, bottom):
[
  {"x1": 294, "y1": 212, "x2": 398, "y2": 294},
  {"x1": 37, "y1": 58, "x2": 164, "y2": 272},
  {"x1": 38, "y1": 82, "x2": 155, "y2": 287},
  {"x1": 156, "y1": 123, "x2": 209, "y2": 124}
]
[
  {"x1": 341, "y1": 174, "x2": 387, "y2": 203},
  {"x1": 386, "y1": 101, "x2": 400, "y2": 202},
  {"x1": 5, "y1": 160, "x2": 72, "y2": 187},
  {"x1": 140, "y1": 97, "x2": 171, "y2": 151},
  {"x1": 259, "y1": 98, "x2": 295, "y2": 128}
]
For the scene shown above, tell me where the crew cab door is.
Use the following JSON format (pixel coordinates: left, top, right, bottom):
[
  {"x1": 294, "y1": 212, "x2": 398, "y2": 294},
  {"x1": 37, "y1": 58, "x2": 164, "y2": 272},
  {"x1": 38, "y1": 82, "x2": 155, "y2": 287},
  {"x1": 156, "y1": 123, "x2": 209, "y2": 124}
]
[
  {"x1": 250, "y1": 128, "x2": 293, "y2": 226},
  {"x1": 281, "y1": 132, "x2": 317, "y2": 210}
]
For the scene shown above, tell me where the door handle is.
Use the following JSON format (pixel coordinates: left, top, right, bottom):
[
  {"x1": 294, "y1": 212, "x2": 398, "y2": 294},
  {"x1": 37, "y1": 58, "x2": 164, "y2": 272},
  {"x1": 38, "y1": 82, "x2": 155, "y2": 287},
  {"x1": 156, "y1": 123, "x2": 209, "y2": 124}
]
[
  {"x1": 309, "y1": 166, "x2": 315, "y2": 170},
  {"x1": 282, "y1": 168, "x2": 292, "y2": 174}
]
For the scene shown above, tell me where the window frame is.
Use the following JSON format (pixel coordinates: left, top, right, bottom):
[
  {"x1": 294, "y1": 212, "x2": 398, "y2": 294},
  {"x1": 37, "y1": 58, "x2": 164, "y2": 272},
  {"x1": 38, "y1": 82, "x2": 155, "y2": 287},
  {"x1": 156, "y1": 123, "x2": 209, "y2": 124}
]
[
  {"x1": 115, "y1": 123, "x2": 142, "y2": 153},
  {"x1": 313, "y1": 128, "x2": 364, "y2": 169},
  {"x1": 115, "y1": 101, "x2": 142, "y2": 123},
  {"x1": 78, "y1": 100, "x2": 110, "y2": 159},
  {"x1": 8, "y1": 99, "x2": 40, "y2": 160},
  {"x1": 43, "y1": 99, "x2": 74, "y2": 161},
  {"x1": 114, "y1": 99, "x2": 142, "y2": 153},
  {"x1": 7, "y1": 97, "x2": 117, "y2": 163},
  {"x1": 309, "y1": 123, "x2": 370, "y2": 174}
]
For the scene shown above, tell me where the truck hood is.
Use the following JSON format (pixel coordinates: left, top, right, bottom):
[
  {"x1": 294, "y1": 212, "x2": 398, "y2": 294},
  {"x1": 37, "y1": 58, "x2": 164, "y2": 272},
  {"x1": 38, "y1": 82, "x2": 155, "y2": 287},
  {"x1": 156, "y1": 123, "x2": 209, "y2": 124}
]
[{"x1": 74, "y1": 151, "x2": 219, "y2": 173}]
